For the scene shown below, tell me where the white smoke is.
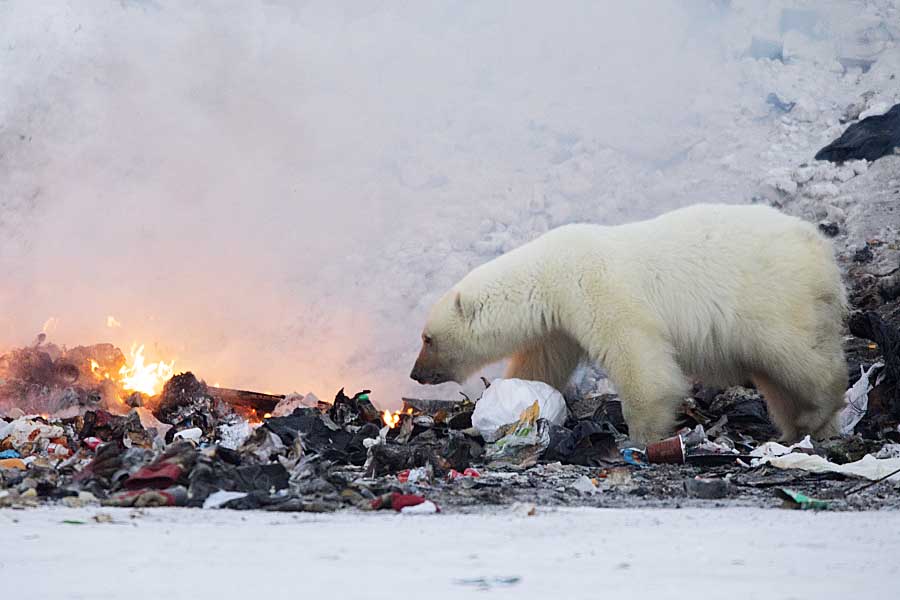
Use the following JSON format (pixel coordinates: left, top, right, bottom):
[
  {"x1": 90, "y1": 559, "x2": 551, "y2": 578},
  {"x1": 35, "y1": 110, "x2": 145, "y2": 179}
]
[{"x1": 0, "y1": 1, "x2": 884, "y2": 405}]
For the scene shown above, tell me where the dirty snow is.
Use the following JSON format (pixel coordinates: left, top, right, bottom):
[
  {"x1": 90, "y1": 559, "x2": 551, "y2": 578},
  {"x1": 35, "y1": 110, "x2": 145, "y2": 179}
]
[{"x1": 1, "y1": 506, "x2": 898, "y2": 599}]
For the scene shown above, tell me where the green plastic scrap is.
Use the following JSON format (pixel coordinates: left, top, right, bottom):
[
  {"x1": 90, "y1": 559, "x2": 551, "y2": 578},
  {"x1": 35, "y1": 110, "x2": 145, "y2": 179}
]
[{"x1": 776, "y1": 488, "x2": 830, "y2": 510}]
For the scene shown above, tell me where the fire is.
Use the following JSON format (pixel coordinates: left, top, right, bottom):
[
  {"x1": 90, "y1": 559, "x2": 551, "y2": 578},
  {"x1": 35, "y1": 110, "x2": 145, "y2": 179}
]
[
  {"x1": 89, "y1": 359, "x2": 111, "y2": 379},
  {"x1": 381, "y1": 407, "x2": 414, "y2": 429},
  {"x1": 117, "y1": 344, "x2": 175, "y2": 396},
  {"x1": 85, "y1": 341, "x2": 177, "y2": 402},
  {"x1": 382, "y1": 409, "x2": 401, "y2": 429},
  {"x1": 88, "y1": 346, "x2": 174, "y2": 395}
]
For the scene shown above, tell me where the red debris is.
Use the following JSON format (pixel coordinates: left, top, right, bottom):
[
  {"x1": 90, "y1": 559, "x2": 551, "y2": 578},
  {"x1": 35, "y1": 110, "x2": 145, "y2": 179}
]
[
  {"x1": 124, "y1": 462, "x2": 184, "y2": 490},
  {"x1": 83, "y1": 437, "x2": 102, "y2": 451},
  {"x1": 370, "y1": 492, "x2": 439, "y2": 512},
  {"x1": 47, "y1": 442, "x2": 71, "y2": 458},
  {"x1": 447, "y1": 468, "x2": 480, "y2": 480},
  {"x1": 390, "y1": 493, "x2": 427, "y2": 511}
]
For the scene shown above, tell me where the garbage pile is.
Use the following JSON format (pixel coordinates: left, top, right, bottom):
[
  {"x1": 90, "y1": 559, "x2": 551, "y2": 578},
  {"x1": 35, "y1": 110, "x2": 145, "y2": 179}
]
[{"x1": 3, "y1": 341, "x2": 900, "y2": 512}]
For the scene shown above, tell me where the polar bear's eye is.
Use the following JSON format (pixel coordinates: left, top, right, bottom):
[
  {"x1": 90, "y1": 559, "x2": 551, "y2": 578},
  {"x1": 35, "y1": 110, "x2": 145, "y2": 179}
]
[{"x1": 422, "y1": 334, "x2": 433, "y2": 346}]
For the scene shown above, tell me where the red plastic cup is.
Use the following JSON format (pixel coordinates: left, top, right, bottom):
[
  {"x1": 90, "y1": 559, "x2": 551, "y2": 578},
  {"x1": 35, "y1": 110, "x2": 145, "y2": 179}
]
[{"x1": 645, "y1": 435, "x2": 686, "y2": 464}]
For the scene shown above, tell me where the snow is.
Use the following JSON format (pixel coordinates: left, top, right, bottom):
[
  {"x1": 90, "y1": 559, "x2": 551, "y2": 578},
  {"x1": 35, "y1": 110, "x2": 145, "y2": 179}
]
[{"x1": 2, "y1": 506, "x2": 898, "y2": 599}]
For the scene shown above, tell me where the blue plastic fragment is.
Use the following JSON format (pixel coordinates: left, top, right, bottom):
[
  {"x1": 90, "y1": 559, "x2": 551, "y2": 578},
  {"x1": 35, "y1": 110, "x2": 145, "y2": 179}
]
[
  {"x1": 621, "y1": 448, "x2": 648, "y2": 468},
  {"x1": 0, "y1": 449, "x2": 21, "y2": 459}
]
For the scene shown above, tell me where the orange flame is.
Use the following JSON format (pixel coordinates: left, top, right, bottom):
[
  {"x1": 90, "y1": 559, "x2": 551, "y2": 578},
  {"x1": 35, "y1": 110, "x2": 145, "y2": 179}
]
[
  {"x1": 382, "y1": 409, "x2": 401, "y2": 429},
  {"x1": 381, "y1": 408, "x2": 415, "y2": 428},
  {"x1": 118, "y1": 344, "x2": 175, "y2": 396},
  {"x1": 89, "y1": 359, "x2": 111, "y2": 379}
]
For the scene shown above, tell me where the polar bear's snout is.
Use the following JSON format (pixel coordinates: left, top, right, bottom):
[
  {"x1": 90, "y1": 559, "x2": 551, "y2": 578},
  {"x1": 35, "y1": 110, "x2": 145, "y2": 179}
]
[
  {"x1": 410, "y1": 364, "x2": 447, "y2": 385},
  {"x1": 409, "y1": 360, "x2": 452, "y2": 385},
  {"x1": 410, "y1": 343, "x2": 455, "y2": 385}
]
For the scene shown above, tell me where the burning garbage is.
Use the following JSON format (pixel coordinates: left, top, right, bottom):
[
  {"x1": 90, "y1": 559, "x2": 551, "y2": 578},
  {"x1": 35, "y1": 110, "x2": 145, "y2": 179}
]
[{"x1": 0, "y1": 338, "x2": 175, "y2": 418}]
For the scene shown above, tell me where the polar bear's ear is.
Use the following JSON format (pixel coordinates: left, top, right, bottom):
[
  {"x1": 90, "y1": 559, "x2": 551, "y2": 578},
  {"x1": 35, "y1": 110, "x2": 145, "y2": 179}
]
[
  {"x1": 454, "y1": 291, "x2": 479, "y2": 325},
  {"x1": 454, "y1": 291, "x2": 472, "y2": 321}
]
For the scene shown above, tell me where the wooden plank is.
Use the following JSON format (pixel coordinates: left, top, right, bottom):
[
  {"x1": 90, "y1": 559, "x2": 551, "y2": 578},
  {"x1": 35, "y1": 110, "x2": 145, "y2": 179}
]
[{"x1": 207, "y1": 386, "x2": 284, "y2": 413}]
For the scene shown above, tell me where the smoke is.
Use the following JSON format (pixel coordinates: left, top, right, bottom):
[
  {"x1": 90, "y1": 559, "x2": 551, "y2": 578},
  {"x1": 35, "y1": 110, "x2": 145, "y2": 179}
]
[{"x1": 0, "y1": 1, "x2": 869, "y2": 405}]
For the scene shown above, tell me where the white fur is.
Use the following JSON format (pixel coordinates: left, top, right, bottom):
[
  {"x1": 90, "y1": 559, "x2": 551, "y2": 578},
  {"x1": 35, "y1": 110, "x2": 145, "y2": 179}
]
[{"x1": 414, "y1": 203, "x2": 848, "y2": 443}]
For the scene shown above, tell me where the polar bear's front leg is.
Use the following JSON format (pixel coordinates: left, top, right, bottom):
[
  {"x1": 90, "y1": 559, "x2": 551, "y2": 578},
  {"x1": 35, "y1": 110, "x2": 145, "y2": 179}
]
[
  {"x1": 596, "y1": 332, "x2": 690, "y2": 444},
  {"x1": 505, "y1": 331, "x2": 584, "y2": 393}
]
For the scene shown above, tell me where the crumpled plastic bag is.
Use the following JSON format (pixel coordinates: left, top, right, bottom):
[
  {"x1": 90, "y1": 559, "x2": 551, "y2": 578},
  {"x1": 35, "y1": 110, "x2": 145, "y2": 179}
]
[
  {"x1": 472, "y1": 378, "x2": 567, "y2": 442},
  {"x1": 484, "y1": 401, "x2": 551, "y2": 468},
  {"x1": 202, "y1": 490, "x2": 249, "y2": 509},
  {"x1": 750, "y1": 435, "x2": 815, "y2": 460},
  {"x1": 838, "y1": 362, "x2": 884, "y2": 435},
  {"x1": 756, "y1": 453, "x2": 900, "y2": 482}
]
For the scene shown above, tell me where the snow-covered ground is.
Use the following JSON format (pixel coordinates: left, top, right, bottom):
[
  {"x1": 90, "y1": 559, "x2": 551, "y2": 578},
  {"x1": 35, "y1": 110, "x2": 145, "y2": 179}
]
[{"x1": 2, "y1": 506, "x2": 898, "y2": 599}]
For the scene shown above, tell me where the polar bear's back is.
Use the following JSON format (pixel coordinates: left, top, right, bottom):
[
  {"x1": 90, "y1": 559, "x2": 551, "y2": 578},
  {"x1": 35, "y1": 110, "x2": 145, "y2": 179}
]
[
  {"x1": 619, "y1": 202, "x2": 820, "y2": 250},
  {"x1": 555, "y1": 203, "x2": 846, "y2": 386},
  {"x1": 636, "y1": 203, "x2": 839, "y2": 298},
  {"x1": 602, "y1": 203, "x2": 837, "y2": 289}
]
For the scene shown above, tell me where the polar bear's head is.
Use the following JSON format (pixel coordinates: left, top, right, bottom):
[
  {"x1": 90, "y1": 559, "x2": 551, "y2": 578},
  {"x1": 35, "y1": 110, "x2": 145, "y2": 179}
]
[
  {"x1": 409, "y1": 286, "x2": 505, "y2": 385},
  {"x1": 410, "y1": 244, "x2": 549, "y2": 385},
  {"x1": 410, "y1": 289, "x2": 479, "y2": 384}
]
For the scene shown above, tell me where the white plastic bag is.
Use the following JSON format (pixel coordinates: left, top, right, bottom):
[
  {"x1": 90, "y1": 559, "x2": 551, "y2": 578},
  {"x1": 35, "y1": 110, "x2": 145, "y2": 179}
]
[
  {"x1": 472, "y1": 378, "x2": 568, "y2": 442},
  {"x1": 756, "y1": 453, "x2": 900, "y2": 482},
  {"x1": 749, "y1": 435, "x2": 814, "y2": 460},
  {"x1": 838, "y1": 362, "x2": 884, "y2": 435},
  {"x1": 203, "y1": 490, "x2": 248, "y2": 509}
]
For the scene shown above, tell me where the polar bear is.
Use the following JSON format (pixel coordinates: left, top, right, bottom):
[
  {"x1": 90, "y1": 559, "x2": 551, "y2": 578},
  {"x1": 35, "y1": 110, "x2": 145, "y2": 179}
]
[{"x1": 410, "y1": 203, "x2": 848, "y2": 444}]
